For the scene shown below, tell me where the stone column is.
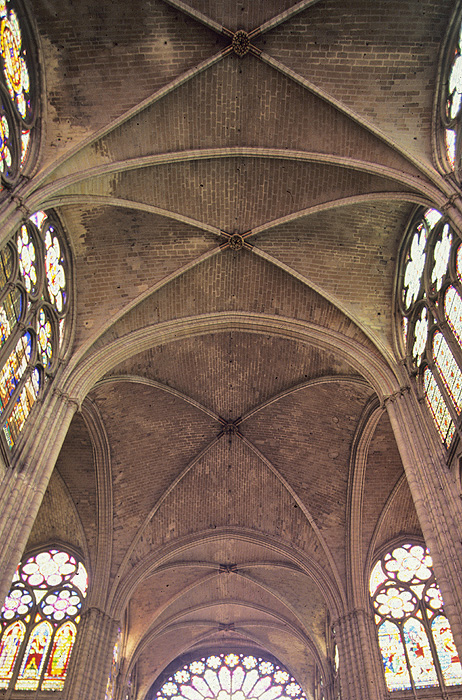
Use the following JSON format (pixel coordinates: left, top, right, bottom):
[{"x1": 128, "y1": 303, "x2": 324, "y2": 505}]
[
  {"x1": 63, "y1": 607, "x2": 119, "y2": 700},
  {"x1": 333, "y1": 608, "x2": 385, "y2": 700},
  {"x1": 0, "y1": 390, "x2": 77, "y2": 605},
  {"x1": 386, "y1": 389, "x2": 462, "y2": 655}
]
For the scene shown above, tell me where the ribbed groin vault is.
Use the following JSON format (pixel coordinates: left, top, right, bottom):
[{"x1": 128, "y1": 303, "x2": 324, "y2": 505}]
[{"x1": 2, "y1": 1, "x2": 462, "y2": 699}]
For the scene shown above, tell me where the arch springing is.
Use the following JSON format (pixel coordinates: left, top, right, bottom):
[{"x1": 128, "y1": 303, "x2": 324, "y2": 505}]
[
  {"x1": 397, "y1": 207, "x2": 462, "y2": 447},
  {"x1": 0, "y1": 209, "x2": 70, "y2": 453},
  {"x1": 370, "y1": 543, "x2": 462, "y2": 692},
  {"x1": 0, "y1": 548, "x2": 88, "y2": 691}
]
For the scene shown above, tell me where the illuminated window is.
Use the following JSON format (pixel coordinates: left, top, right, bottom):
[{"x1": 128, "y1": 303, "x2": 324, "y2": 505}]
[
  {"x1": 148, "y1": 652, "x2": 307, "y2": 700},
  {"x1": 397, "y1": 207, "x2": 462, "y2": 447},
  {"x1": 0, "y1": 0, "x2": 39, "y2": 187},
  {"x1": 0, "y1": 210, "x2": 70, "y2": 452},
  {"x1": 105, "y1": 627, "x2": 121, "y2": 700},
  {"x1": 370, "y1": 543, "x2": 462, "y2": 692},
  {"x1": 0, "y1": 548, "x2": 88, "y2": 691}
]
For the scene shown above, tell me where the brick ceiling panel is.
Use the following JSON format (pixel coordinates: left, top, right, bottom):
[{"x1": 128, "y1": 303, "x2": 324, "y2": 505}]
[
  {"x1": 60, "y1": 205, "x2": 217, "y2": 353},
  {"x1": 64, "y1": 56, "x2": 422, "y2": 179},
  {"x1": 178, "y1": 0, "x2": 298, "y2": 32},
  {"x1": 34, "y1": 0, "x2": 223, "y2": 170},
  {"x1": 102, "y1": 159, "x2": 411, "y2": 231},
  {"x1": 53, "y1": 412, "x2": 98, "y2": 569},
  {"x1": 254, "y1": 201, "x2": 415, "y2": 348},
  {"x1": 259, "y1": 0, "x2": 453, "y2": 161},
  {"x1": 241, "y1": 381, "x2": 375, "y2": 582},
  {"x1": 128, "y1": 435, "x2": 336, "y2": 582},
  {"x1": 109, "y1": 333, "x2": 360, "y2": 420},
  {"x1": 90, "y1": 381, "x2": 219, "y2": 582},
  {"x1": 373, "y1": 479, "x2": 423, "y2": 558},
  {"x1": 361, "y1": 413, "x2": 406, "y2": 565},
  {"x1": 25, "y1": 470, "x2": 87, "y2": 559},
  {"x1": 94, "y1": 248, "x2": 380, "y2": 358}
]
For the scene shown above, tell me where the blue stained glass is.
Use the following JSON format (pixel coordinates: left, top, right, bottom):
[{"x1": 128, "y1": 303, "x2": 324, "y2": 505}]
[
  {"x1": 403, "y1": 618, "x2": 438, "y2": 688},
  {"x1": 377, "y1": 620, "x2": 411, "y2": 691},
  {"x1": 0, "y1": 331, "x2": 31, "y2": 412}
]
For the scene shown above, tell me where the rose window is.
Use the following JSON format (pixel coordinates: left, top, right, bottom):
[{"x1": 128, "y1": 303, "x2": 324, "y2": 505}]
[{"x1": 151, "y1": 653, "x2": 307, "y2": 700}]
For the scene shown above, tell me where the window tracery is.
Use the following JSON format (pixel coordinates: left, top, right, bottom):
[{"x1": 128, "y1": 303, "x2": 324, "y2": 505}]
[
  {"x1": 150, "y1": 652, "x2": 306, "y2": 700},
  {"x1": 0, "y1": 548, "x2": 88, "y2": 691},
  {"x1": 370, "y1": 543, "x2": 462, "y2": 692},
  {"x1": 397, "y1": 207, "x2": 462, "y2": 447},
  {"x1": 0, "y1": 209, "x2": 70, "y2": 452},
  {"x1": 0, "y1": 0, "x2": 39, "y2": 188}
]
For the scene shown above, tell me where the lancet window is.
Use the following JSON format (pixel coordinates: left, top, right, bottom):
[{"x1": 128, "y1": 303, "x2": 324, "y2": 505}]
[
  {"x1": 149, "y1": 652, "x2": 307, "y2": 700},
  {"x1": 0, "y1": 0, "x2": 39, "y2": 188},
  {"x1": 105, "y1": 627, "x2": 121, "y2": 700},
  {"x1": 370, "y1": 543, "x2": 462, "y2": 692},
  {"x1": 0, "y1": 548, "x2": 88, "y2": 691},
  {"x1": 397, "y1": 206, "x2": 462, "y2": 448},
  {"x1": 0, "y1": 209, "x2": 70, "y2": 453}
]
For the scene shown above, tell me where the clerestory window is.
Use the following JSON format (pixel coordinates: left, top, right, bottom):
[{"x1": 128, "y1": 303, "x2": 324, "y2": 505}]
[
  {"x1": 0, "y1": 209, "x2": 70, "y2": 453},
  {"x1": 397, "y1": 206, "x2": 462, "y2": 448},
  {"x1": 0, "y1": 548, "x2": 88, "y2": 691},
  {"x1": 370, "y1": 543, "x2": 462, "y2": 692}
]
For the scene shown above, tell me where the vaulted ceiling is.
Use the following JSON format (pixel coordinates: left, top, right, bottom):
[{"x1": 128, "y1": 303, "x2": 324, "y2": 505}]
[{"x1": 20, "y1": 0, "x2": 455, "y2": 697}]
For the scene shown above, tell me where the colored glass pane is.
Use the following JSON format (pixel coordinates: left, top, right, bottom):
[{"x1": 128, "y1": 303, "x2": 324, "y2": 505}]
[
  {"x1": 423, "y1": 208, "x2": 443, "y2": 231},
  {"x1": 412, "y1": 307, "x2": 428, "y2": 364},
  {"x1": 37, "y1": 307, "x2": 53, "y2": 368},
  {"x1": 17, "y1": 224, "x2": 36, "y2": 293},
  {"x1": 20, "y1": 128, "x2": 29, "y2": 165},
  {"x1": 403, "y1": 617, "x2": 438, "y2": 688},
  {"x1": 433, "y1": 331, "x2": 462, "y2": 412},
  {"x1": 431, "y1": 615, "x2": 462, "y2": 686},
  {"x1": 446, "y1": 129, "x2": 456, "y2": 168},
  {"x1": 0, "y1": 243, "x2": 12, "y2": 289},
  {"x1": 445, "y1": 285, "x2": 462, "y2": 346},
  {"x1": 21, "y1": 549, "x2": 78, "y2": 589},
  {"x1": 41, "y1": 621, "x2": 76, "y2": 691},
  {"x1": 15, "y1": 620, "x2": 52, "y2": 690},
  {"x1": 431, "y1": 223, "x2": 452, "y2": 291},
  {"x1": 370, "y1": 560, "x2": 387, "y2": 596},
  {"x1": 41, "y1": 586, "x2": 81, "y2": 621},
  {"x1": 44, "y1": 225, "x2": 66, "y2": 313},
  {"x1": 403, "y1": 222, "x2": 427, "y2": 309},
  {"x1": 3, "y1": 366, "x2": 40, "y2": 448},
  {"x1": 423, "y1": 368, "x2": 455, "y2": 444},
  {"x1": 375, "y1": 585, "x2": 417, "y2": 620},
  {"x1": 105, "y1": 628, "x2": 121, "y2": 700},
  {"x1": 156, "y1": 653, "x2": 306, "y2": 700},
  {"x1": 0, "y1": 620, "x2": 24, "y2": 688},
  {"x1": 1, "y1": 584, "x2": 33, "y2": 620},
  {"x1": 0, "y1": 112, "x2": 11, "y2": 174},
  {"x1": 383, "y1": 545, "x2": 432, "y2": 584},
  {"x1": 377, "y1": 620, "x2": 411, "y2": 691},
  {"x1": 0, "y1": 331, "x2": 31, "y2": 411},
  {"x1": 457, "y1": 245, "x2": 462, "y2": 281},
  {"x1": 0, "y1": 286, "x2": 21, "y2": 349},
  {"x1": 0, "y1": 0, "x2": 31, "y2": 122}
]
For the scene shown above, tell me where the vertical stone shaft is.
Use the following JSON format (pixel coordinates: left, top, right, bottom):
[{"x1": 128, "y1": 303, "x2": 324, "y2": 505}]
[
  {"x1": 386, "y1": 390, "x2": 462, "y2": 655},
  {"x1": 0, "y1": 393, "x2": 77, "y2": 605},
  {"x1": 334, "y1": 608, "x2": 384, "y2": 700},
  {"x1": 63, "y1": 607, "x2": 119, "y2": 700}
]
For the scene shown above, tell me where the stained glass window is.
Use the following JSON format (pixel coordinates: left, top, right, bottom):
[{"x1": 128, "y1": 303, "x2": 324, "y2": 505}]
[
  {"x1": 0, "y1": 210, "x2": 70, "y2": 452},
  {"x1": 105, "y1": 627, "x2": 121, "y2": 700},
  {"x1": 149, "y1": 652, "x2": 307, "y2": 700},
  {"x1": 441, "y1": 19, "x2": 462, "y2": 175},
  {"x1": 0, "y1": 548, "x2": 88, "y2": 691},
  {"x1": 397, "y1": 207, "x2": 462, "y2": 447},
  {"x1": 0, "y1": 0, "x2": 39, "y2": 187},
  {"x1": 370, "y1": 543, "x2": 462, "y2": 692}
]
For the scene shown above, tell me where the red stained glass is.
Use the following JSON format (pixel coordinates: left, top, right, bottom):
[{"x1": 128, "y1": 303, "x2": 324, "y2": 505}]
[
  {"x1": 0, "y1": 620, "x2": 24, "y2": 688},
  {"x1": 42, "y1": 621, "x2": 76, "y2": 691}
]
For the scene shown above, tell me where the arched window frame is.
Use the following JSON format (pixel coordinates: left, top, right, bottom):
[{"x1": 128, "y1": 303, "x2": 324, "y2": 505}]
[
  {"x1": 0, "y1": 0, "x2": 41, "y2": 190},
  {"x1": 147, "y1": 650, "x2": 307, "y2": 700},
  {"x1": 396, "y1": 206, "x2": 462, "y2": 452},
  {"x1": 369, "y1": 541, "x2": 462, "y2": 693},
  {"x1": 0, "y1": 209, "x2": 72, "y2": 458},
  {"x1": 0, "y1": 546, "x2": 88, "y2": 692}
]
